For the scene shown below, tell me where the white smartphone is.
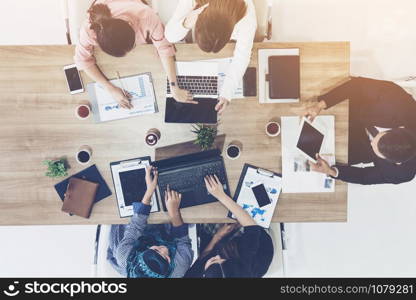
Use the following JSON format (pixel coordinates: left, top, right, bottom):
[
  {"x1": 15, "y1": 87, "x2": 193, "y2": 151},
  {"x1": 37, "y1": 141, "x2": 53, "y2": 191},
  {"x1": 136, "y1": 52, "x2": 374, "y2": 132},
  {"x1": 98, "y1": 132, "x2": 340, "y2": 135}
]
[
  {"x1": 63, "y1": 64, "x2": 84, "y2": 94},
  {"x1": 295, "y1": 117, "x2": 325, "y2": 163}
]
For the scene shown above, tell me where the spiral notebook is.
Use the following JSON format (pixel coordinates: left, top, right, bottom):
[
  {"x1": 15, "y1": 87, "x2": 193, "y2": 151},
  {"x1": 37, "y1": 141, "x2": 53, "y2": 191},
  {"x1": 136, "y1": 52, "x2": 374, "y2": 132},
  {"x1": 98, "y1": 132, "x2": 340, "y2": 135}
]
[{"x1": 230, "y1": 164, "x2": 282, "y2": 228}]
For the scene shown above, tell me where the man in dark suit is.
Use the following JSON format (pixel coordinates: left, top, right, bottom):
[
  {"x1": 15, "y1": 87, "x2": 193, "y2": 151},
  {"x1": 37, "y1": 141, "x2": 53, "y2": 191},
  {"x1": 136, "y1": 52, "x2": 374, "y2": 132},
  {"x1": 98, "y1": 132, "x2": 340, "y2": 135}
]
[{"x1": 304, "y1": 77, "x2": 416, "y2": 185}]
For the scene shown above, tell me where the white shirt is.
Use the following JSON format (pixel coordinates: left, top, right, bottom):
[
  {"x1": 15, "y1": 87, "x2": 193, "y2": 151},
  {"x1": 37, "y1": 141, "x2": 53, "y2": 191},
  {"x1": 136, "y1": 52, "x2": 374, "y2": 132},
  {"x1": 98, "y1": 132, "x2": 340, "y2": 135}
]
[
  {"x1": 366, "y1": 126, "x2": 391, "y2": 141},
  {"x1": 165, "y1": 0, "x2": 257, "y2": 101}
]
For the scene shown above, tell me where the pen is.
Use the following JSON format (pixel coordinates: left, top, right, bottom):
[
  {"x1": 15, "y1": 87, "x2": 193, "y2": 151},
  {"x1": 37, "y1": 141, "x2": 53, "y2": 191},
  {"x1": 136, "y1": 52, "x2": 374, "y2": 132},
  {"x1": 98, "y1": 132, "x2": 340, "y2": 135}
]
[{"x1": 116, "y1": 71, "x2": 127, "y2": 98}]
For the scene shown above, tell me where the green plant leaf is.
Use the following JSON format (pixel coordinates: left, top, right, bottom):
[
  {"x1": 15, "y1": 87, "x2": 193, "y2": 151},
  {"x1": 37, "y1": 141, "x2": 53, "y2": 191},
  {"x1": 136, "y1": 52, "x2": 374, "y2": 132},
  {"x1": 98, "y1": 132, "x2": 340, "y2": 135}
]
[{"x1": 44, "y1": 158, "x2": 68, "y2": 178}]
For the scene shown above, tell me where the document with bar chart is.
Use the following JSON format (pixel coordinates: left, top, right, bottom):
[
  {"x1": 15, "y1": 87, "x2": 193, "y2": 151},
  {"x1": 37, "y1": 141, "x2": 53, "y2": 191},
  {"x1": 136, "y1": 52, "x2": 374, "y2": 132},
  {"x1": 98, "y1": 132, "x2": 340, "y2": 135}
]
[{"x1": 88, "y1": 72, "x2": 158, "y2": 123}]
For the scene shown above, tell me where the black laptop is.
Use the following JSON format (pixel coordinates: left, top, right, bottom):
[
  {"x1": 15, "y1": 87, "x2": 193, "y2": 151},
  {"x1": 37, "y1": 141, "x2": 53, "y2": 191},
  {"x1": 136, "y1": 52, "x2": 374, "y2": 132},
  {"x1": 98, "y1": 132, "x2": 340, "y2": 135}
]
[
  {"x1": 152, "y1": 149, "x2": 230, "y2": 210},
  {"x1": 165, "y1": 61, "x2": 219, "y2": 124}
]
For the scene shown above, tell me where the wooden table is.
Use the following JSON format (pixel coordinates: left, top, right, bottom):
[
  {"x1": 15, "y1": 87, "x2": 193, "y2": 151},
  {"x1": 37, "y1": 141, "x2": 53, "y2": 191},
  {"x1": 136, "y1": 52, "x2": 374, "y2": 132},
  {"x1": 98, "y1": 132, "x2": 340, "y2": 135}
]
[{"x1": 0, "y1": 42, "x2": 349, "y2": 225}]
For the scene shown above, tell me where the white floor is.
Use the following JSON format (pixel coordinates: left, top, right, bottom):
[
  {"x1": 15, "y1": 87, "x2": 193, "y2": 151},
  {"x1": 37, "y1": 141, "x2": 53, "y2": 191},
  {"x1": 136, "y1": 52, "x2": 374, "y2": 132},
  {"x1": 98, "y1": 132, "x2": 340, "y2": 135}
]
[{"x1": 0, "y1": 0, "x2": 415, "y2": 277}]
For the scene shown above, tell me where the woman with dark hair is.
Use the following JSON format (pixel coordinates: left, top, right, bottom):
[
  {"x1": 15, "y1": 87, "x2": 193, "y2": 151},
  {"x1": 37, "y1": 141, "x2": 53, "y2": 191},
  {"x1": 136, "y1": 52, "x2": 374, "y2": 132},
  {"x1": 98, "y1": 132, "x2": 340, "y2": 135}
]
[
  {"x1": 165, "y1": 0, "x2": 257, "y2": 114},
  {"x1": 184, "y1": 175, "x2": 274, "y2": 278},
  {"x1": 74, "y1": 0, "x2": 194, "y2": 109},
  {"x1": 107, "y1": 167, "x2": 193, "y2": 278}
]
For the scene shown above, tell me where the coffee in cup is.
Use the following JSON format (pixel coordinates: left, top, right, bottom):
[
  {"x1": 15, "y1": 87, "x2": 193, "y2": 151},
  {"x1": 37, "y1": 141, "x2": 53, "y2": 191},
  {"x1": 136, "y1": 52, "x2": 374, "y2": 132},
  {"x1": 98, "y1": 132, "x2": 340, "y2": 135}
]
[
  {"x1": 75, "y1": 104, "x2": 91, "y2": 120},
  {"x1": 226, "y1": 141, "x2": 242, "y2": 160},
  {"x1": 265, "y1": 121, "x2": 281, "y2": 137},
  {"x1": 145, "y1": 128, "x2": 161, "y2": 146},
  {"x1": 76, "y1": 145, "x2": 92, "y2": 165}
]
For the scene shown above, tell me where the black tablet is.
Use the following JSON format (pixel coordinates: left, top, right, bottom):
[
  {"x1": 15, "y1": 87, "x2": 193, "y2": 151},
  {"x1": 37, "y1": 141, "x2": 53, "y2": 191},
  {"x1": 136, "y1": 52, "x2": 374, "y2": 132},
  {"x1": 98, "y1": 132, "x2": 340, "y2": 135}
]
[{"x1": 296, "y1": 118, "x2": 325, "y2": 163}]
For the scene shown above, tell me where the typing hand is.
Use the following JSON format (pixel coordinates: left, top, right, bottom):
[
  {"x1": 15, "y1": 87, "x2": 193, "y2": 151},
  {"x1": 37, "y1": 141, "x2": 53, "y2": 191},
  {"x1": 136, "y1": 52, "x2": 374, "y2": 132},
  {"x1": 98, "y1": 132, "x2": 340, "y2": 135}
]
[
  {"x1": 172, "y1": 86, "x2": 198, "y2": 104},
  {"x1": 183, "y1": 3, "x2": 209, "y2": 29},
  {"x1": 310, "y1": 154, "x2": 337, "y2": 177},
  {"x1": 215, "y1": 97, "x2": 230, "y2": 115},
  {"x1": 303, "y1": 100, "x2": 327, "y2": 122},
  {"x1": 204, "y1": 175, "x2": 226, "y2": 200},
  {"x1": 164, "y1": 185, "x2": 182, "y2": 219},
  {"x1": 108, "y1": 85, "x2": 133, "y2": 110}
]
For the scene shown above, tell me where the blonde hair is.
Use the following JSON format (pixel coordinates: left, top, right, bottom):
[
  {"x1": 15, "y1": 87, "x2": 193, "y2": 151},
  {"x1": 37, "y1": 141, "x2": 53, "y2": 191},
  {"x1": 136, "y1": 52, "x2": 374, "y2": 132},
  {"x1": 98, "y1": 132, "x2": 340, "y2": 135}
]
[{"x1": 195, "y1": 0, "x2": 247, "y2": 53}]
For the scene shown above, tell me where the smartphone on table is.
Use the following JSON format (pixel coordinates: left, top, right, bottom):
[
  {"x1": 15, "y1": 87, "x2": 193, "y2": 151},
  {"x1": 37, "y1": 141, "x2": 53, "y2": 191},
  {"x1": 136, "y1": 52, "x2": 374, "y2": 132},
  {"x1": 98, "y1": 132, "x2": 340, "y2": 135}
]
[
  {"x1": 63, "y1": 64, "x2": 84, "y2": 94},
  {"x1": 251, "y1": 183, "x2": 271, "y2": 207}
]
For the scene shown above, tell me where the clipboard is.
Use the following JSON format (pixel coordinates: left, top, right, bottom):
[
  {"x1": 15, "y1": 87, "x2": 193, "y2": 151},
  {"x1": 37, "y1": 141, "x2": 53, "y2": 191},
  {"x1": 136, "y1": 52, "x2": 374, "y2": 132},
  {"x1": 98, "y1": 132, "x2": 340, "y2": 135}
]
[
  {"x1": 229, "y1": 164, "x2": 282, "y2": 228},
  {"x1": 88, "y1": 72, "x2": 158, "y2": 123},
  {"x1": 110, "y1": 156, "x2": 159, "y2": 218}
]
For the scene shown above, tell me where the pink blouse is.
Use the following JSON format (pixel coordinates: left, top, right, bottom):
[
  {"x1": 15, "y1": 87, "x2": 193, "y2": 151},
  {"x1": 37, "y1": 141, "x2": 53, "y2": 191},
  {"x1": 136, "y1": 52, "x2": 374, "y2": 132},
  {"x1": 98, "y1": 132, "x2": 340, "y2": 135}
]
[{"x1": 74, "y1": 0, "x2": 175, "y2": 70}]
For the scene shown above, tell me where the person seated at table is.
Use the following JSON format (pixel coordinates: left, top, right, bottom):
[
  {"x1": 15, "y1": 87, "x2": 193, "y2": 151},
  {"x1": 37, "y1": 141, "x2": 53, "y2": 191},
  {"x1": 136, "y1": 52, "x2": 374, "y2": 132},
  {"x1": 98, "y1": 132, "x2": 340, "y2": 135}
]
[
  {"x1": 107, "y1": 167, "x2": 193, "y2": 278},
  {"x1": 74, "y1": 0, "x2": 194, "y2": 109},
  {"x1": 165, "y1": 0, "x2": 257, "y2": 115},
  {"x1": 184, "y1": 175, "x2": 274, "y2": 278},
  {"x1": 303, "y1": 76, "x2": 416, "y2": 185}
]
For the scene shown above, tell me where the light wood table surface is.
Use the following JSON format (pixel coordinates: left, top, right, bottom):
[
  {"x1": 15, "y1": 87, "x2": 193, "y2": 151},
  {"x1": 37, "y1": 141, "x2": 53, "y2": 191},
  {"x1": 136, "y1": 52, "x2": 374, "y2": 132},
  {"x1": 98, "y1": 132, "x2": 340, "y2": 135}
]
[{"x1": 0, "y1": 42, "x2": 349, "y2": 225}]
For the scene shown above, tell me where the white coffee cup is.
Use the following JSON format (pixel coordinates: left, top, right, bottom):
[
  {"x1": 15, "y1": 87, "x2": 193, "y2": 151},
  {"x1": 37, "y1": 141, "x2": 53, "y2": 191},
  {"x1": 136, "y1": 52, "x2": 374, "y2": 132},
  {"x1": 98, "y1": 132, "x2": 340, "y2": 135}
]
[
  {"x1": 226, "y1": 142, "x2": 242, "y2": 160},
  {"x1": 75, "y1": 104, "x2": 91, "y2": 120},
  {"x1": 265, "y1": 121, "x2": 281, "y2": 137}
]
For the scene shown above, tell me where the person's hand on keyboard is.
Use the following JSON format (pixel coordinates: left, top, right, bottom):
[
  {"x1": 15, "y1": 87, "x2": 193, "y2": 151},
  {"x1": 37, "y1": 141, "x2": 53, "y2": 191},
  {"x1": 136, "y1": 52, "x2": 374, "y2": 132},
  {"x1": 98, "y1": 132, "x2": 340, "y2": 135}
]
[
  {"x1": 204, "y1": 175, "x2": 226, "y2": 200},
  {"x1": 165, "y1": 185, "x2": 184, "y2": 226},
  {"x1": 172, "y1": 86, "x2": 198, "y2": 104},
  {"x1": 215, "y1": 97, "x2": 230, "y2": 115}
]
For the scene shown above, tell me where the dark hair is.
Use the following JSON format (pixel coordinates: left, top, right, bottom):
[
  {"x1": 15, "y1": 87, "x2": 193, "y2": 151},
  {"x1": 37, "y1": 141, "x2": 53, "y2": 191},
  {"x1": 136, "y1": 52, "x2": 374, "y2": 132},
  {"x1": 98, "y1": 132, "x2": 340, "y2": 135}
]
[
  {"x1": 88, "y1": 3, "x2": 135, "y2": 57},
  {"x1": 378, "y1": 128, "x2": 416, "y2": 163},
  {"x1": 195, "y1": 0, "x2": 247, "y2": 53}
]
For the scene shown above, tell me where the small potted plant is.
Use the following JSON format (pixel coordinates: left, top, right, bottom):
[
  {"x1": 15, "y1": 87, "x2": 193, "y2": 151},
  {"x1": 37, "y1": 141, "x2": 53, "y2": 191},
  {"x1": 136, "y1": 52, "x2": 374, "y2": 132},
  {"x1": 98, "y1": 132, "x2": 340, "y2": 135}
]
[
  {"x1": 192, "y1": 124, "x2": 217, "y2": 151},
  {"x1": 43, "y1": 158, "x2": 69, "y2": 178}
]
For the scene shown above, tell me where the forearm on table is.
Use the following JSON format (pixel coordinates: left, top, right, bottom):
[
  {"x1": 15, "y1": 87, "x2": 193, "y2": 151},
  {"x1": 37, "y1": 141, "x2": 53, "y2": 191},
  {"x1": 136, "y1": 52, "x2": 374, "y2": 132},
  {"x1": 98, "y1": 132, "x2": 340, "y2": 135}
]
[
  {"x1": 83, "y1": 64, "x2": 112, "y2": 88},
  {"x1": 217, "y1": 195, "x2": 256, "y2": 227},
  {"x1": 141, "y1": 190, "x2": 154, "y2": 206},
  {"x1": 160, "y1": 55, "x2": 178, "y2": 85},
  {"x1": 170, "y1": 211, "x2": 184, "y2": 227}
]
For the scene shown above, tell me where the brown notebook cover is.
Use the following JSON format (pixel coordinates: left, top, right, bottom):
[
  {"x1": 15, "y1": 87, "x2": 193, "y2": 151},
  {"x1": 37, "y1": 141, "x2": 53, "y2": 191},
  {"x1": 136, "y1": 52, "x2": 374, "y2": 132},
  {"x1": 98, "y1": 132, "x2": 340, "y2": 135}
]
[{"x1": 62, "y1": 177, "x2": 99, "y2": 218}]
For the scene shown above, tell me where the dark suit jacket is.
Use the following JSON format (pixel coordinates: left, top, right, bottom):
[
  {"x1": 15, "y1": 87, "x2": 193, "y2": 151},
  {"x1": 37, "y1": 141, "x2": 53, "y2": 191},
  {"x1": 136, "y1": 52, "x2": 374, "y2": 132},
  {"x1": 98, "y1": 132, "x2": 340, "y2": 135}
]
[{"x1": 318, "y1": 77, "x2": 416, "y2": 185}]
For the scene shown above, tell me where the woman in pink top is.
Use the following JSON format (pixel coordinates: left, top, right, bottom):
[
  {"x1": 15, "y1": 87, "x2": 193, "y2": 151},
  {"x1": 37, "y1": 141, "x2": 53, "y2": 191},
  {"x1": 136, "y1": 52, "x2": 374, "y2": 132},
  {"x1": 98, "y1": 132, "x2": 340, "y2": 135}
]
[{"x1": 74, "y1": 0, "x2": 194, "y2": 109}]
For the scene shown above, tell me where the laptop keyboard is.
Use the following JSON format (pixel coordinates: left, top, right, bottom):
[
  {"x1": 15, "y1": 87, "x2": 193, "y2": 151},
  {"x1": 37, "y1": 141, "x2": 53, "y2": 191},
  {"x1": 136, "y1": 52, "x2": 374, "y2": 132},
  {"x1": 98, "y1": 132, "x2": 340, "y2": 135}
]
[
  {"x1": 158, "y1": 160, "x2": 227, "y2": 206},
  {"x1": 166, "y1": 76, "x2": 218, "y2": 96}
]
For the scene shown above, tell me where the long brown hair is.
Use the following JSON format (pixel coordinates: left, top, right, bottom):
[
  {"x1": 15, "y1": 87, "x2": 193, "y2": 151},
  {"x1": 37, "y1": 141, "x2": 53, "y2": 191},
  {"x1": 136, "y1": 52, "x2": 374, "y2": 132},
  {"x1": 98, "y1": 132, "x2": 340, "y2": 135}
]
[
  {"x1": 88, "y1": 1, "x2": 136, "y2": 57},
  {"x1": 195, "y1": 0, "x2": 247, "y2": 53}
]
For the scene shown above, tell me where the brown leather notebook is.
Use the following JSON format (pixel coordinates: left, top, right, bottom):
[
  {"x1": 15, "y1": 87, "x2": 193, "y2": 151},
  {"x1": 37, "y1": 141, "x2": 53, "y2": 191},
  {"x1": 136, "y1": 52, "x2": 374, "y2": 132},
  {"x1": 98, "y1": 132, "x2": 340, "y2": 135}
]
[{"x1": 62, "y1": 177, "x2": 99, "y2": 218}]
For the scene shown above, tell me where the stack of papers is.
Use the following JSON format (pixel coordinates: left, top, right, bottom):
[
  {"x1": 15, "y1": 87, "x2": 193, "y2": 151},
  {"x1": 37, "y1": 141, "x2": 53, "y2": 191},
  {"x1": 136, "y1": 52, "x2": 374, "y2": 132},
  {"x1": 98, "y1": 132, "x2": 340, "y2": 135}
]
[{"x1": 281, "y1": 116, "x2": 336, "y2": 193}]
